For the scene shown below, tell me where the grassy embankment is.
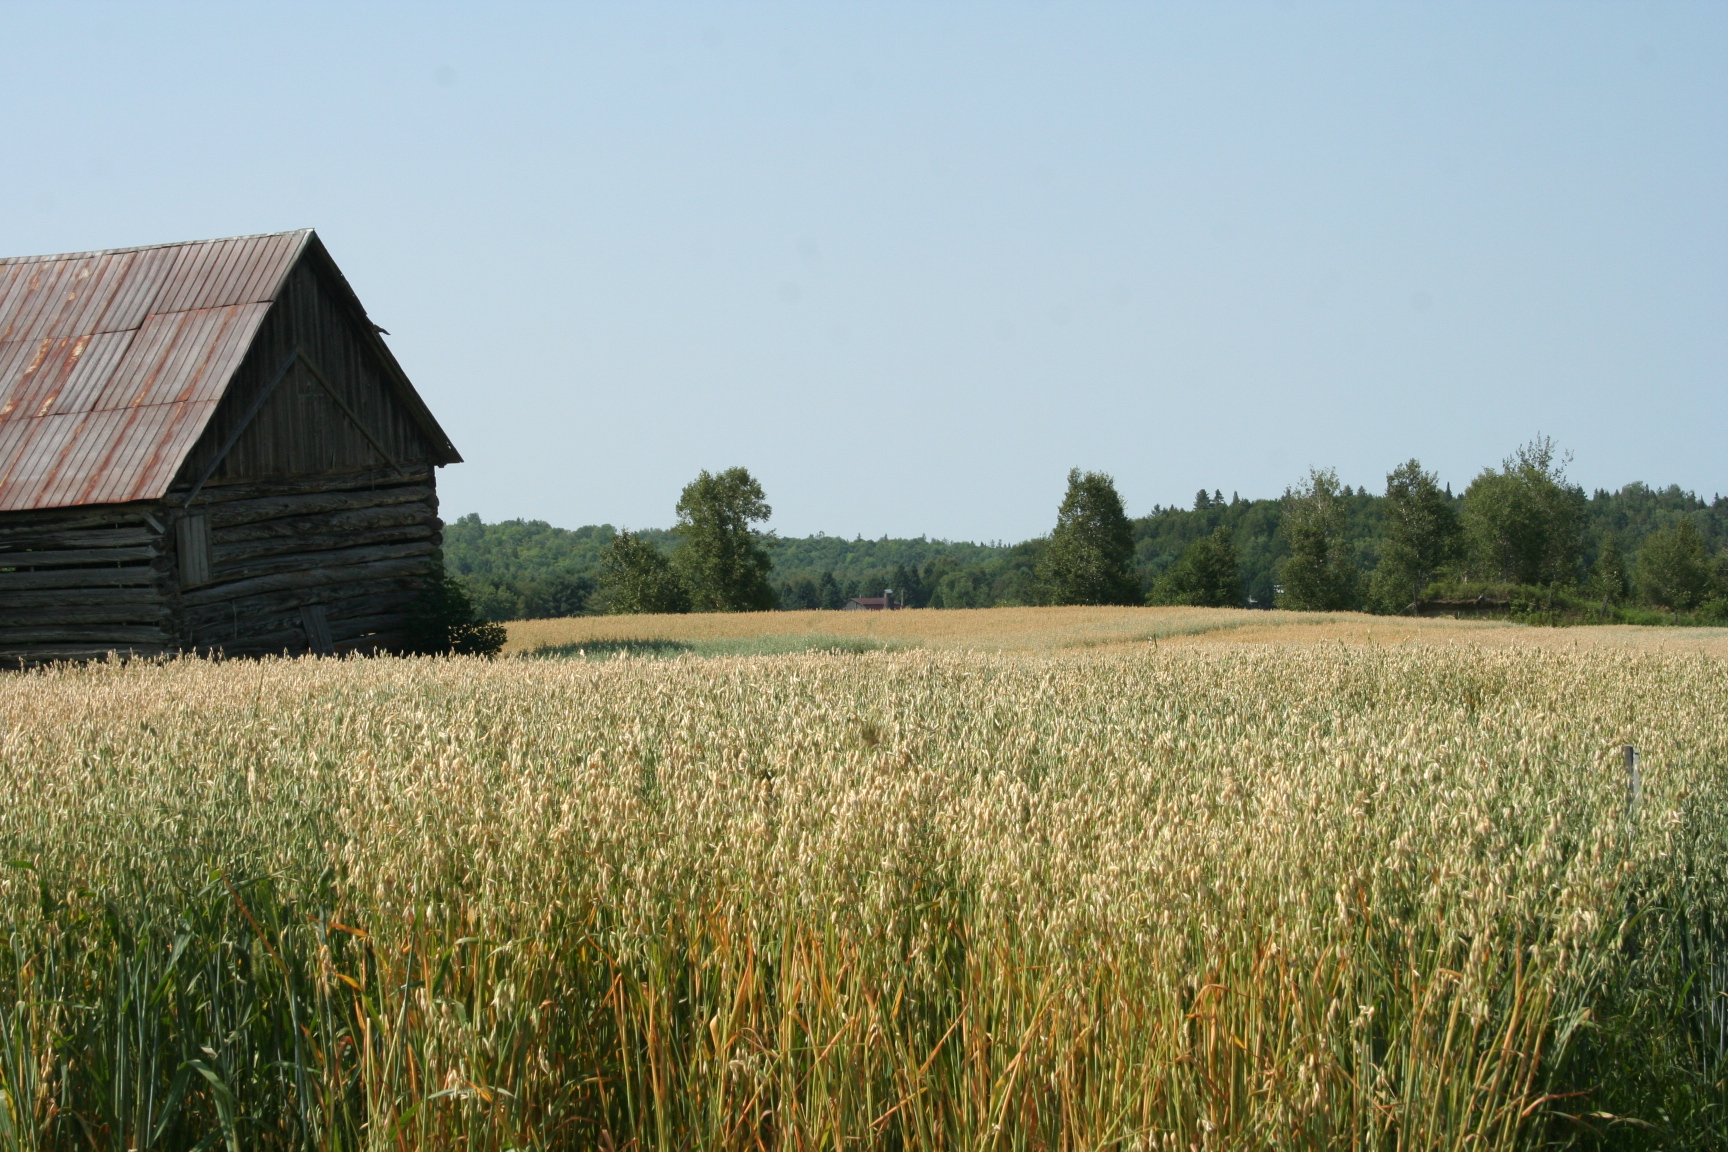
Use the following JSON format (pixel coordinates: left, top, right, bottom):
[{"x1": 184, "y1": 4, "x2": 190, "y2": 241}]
[{"x1": 0, "y1": 609, "x2": 1724, "y2": 1149}]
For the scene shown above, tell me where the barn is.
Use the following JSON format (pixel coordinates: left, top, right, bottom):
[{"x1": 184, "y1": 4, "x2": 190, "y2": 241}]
[{"x1": 0, "y1": 229, "x2": 461, "y2": 667}]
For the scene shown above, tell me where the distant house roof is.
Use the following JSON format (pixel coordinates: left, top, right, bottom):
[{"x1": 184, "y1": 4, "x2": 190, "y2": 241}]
[
  {"x1": 843, "y1": 595, "x2": 900, "y2": 611},
  {"x1": 0, "y1": 229, "x2": 456, "y2": 513}
]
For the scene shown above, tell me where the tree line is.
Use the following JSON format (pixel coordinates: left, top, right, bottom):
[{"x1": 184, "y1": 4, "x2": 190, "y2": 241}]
[
  {"x1": 443, "y1": 437, "x2": 1728, "y2": 622},
  {"x1": 1097, "y1": 436, "x2": 1725, "y2": 622}
]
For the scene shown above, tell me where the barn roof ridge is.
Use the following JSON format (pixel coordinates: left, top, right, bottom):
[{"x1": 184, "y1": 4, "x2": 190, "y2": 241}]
[
  {"x1": 0, "y1": 228, "x2": 315, "y2": 267},
  {"x1": 0, "y1": 229, "x2": 455, "y2": 513}
]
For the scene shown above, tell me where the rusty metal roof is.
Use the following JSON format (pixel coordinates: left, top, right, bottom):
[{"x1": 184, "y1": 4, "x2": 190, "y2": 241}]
[{"x1": 0, "y1": 230, "x2": 312, "y2": 512}]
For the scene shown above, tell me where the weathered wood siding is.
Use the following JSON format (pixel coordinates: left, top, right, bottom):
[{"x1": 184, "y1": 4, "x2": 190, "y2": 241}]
[
  {"x1": 176, "y1": 257, "x2": 439, "y2": 485},
  {"x1": 174, "y1": 464, "x2": 440, "y2": 657},
  {"x1": 153, "y1": 246, "x2": 450, "y2": 658},
  {"x1": 0, "y1": 504, "x2": 175, "y2": 666}
]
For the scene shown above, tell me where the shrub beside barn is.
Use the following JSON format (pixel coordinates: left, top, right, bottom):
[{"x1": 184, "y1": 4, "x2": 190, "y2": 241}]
[{"x1": 0, "y1": 230, "x2": 461, "y2": 666}]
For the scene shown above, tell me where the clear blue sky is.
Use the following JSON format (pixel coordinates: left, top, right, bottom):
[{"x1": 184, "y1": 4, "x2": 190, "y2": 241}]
[{"x1": 4, "y1": 3, "x2": 1723, "y2": 541}]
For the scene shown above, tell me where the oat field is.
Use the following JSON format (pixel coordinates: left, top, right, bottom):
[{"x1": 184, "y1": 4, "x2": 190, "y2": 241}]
[
  {"x1": 505, "y1": 603, "x2": 1728, "y2": 658},
  {"x1": 1, "y1": 614, "x2": 1725, "y2": 1149}
]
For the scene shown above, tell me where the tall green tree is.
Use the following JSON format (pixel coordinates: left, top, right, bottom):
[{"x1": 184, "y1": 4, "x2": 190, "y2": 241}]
[
  {"x1": 1368, "y1": 459, "x2": 1459, "y2": 613},
  {"x1": 1150, "y1": 525, "x2": 1243, "y2": 607},
  {"x1": 598, "y1": 529, "x2": 692, "y2": 614},
  {"x1": 673, "y1": 467, "x2": 777, "y2": 612},
  {"x1": 1036, "y1": 469, "x2": 1141, "y2": 605},
  {"x1": 1277, "y1": 468, "x2": 1360, "y2": 610},
  {"x1": 1586, "y1": 535, "x2": 1628, "y2": 608},
  {"x1": 1461, "y1": 436, "x2": 1586, "y2": 585},
  {"x1": 1634, "y1": 519, "x2": 1719, "y2": 610}
]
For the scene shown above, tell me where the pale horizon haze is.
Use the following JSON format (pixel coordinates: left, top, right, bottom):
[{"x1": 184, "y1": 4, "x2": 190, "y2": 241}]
[{"x1": 3, "y1": 3, "x2": 1723, "y2": 541}]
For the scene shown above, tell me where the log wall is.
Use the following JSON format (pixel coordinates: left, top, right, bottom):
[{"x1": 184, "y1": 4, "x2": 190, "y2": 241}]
[
  {"x1": 175, "y1": 463, "x2": 441, "y2": 658},
  {"x1": 0, "y1": 464, "x2": 441, "y2": 666},
  {"x1": 0, "y1": 506, "x2": 175, "y2": 667}
]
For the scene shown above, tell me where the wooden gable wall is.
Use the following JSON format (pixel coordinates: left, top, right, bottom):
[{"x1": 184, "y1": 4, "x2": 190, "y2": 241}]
[{"x1": 174, "y1": 254, "x2": 442, "y2": 489}]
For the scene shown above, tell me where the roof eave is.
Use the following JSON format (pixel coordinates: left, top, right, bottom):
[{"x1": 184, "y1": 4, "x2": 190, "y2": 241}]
[{"x1": 298, "y1": 234, "x2": 463, "y2": 465}]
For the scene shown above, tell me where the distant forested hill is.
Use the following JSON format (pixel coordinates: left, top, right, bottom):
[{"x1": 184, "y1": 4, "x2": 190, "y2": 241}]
[
  {"x1": 1132, "y1": 488, "x2": 1386, "y2": 606},
  {"x1": 443, "y1": 516, "x2": 677, "y2": 621},
  {"x1": 444, "y1": 482, "x2": 1727, "y2": 620},
  {"x1": 442, "y1": 515, "x2": 1027, "y2": 619},
  {"x1": 1130, "y1": 482, "x2": 1725, "y2": 606}
]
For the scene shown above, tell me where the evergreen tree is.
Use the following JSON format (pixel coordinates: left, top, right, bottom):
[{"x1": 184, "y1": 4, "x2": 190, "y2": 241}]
[
  {"x1": 776, "y1": 574, "x2": 822, "y2": 610},
  {"x1": 1461, "y1": 436, "x2": 1586, "y2": 585},
  {"x1": 1151, "y1": 525, "x2": 1243, "y2": 607},
  {"x1": 892, "y1": 562, "x2": 934, "y2": 608},
  {"x1": 1587, "y1": 535, "x2": 1628, "y2": 608},
  {"x1": 673, "y1": 467, "x2": 777, "y2": 612},
  {"x1": 1038, "y1": 469, "x2": 1141, "y2": 605},
  {"x1": 1277, "y1": 468, "x2": 1360, "y2": 610},
  {"x1": 817, "y1": 570, "x2": 845, "y2": 610},
  {"x1": 598, "y1": 529, "x2": 692, "y2": 614},
  {"x1": 1368, "y1": 459, "x2": 1458, "y2": 613},
  {"x1": 1634, "y1": 519, "x2": 1718, "y2": 610}
]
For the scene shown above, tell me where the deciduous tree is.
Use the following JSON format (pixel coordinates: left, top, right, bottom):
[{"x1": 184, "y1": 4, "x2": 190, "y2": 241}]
[
  {"x1": 1635, "y1": 519, "x2": 1719, "y2": 610},
  {"x1": 1461, "y1": 436, "x2": 1585, "y2": 585},
  {"x1": 1587, "y1": 535, "x2": 1628, "y2": 608},
  {"x1": 598, "y1": 529, "x2": 692, "y2": 614},
  {"x1": 1368, "y1": 459, "x2": 1458, "y2": 613},
  {"x1": 1277, "y1": 468, "x2": 1360, "y2": 610},
  {"x1": 1038, "y1": 470, "x2": 1141, "y2": 605},
  {"x1": 1151, "y1": 525, "x2": 1243, "y2": 607},
  {"x1": 673, "y1": 467, "x2": 777, "y2": 612}
]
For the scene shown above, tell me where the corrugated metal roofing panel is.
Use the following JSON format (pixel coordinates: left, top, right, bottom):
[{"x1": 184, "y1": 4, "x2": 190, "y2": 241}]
[
  {"x1": 0, "y1": 332, "x2": 136, "y2": 423},
  {"x1": 93, "y1": 305, "x2": 269, "y2": 411},
  {"x1": 91, "y1": 248, "x2": 178, "y2": 334},
  {"x1": 47, "y1": 331, "x2": 138, "y2": 415},
  {"x1": 0, "y1": 231, "x2": 310, "y2": 511},
  {"x1": 0, "y1": 336, "x2": 85, "y2": 421},
  {"x1": 152, "y1": 232, "x2": 305, "y2": 314},
  {"x1": 0, "y1": 260, "x2": 79, "y2": 344},
  {"x1": 76, "y1": 402, "x2": 216, "y2": 506},
  {"x1": 8, "y1": 403, "x2": 213, "y2": 511}
]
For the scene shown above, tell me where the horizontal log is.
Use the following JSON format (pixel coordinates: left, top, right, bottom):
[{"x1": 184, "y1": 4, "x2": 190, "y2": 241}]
[
  {"x1": 0, "y1": 566, "x2": 161, "y2": 590},
  {"x1": 194, "y1": 633, "x2": 309, "y2": 658},
  {"x1": 182, "y1": 465, "x2": 433, "y2": 506},
  {"x1": 328, "y1": 590, "x2": 421, "y2": 621},
  {"x1": 213, "y1": 501, "x2": 434, "y2": 544},
  {"x1": 0, "y1": 526, "x2": 157, "y2": 553},
  {"x1": 201, "y1": 624, "x2": 414, "y2": 658},
  {"x1": 0, "y1": 544, "x2": 159, "y2": 567},
  {"x1": 0, "y1": 507, "x2": 157, "y2": 539},
  {"x1": 188, "y1": 592, "x2": 419, "y2": 646},
  {"x1": 202, "y1": 540, "x2": 438, "y2": 587},
  {"x1": 201, "y1": 486, "x2": 436, "y2": 530},
  {"x1": 328, "y1": 611, "x2": 415, "y2": 641},
  {"x1": 181, "y1": 576, "x2": 426, "y2": 632},
  {"x1": 2, "y1": 587, "x2": 168, "y2": 608},
  {"x1": 180, "y1": 556, "x2": 437, "y2": 607},
  {"x1": 195, "y1": 631, "x2": 416, "y2": 660},
  {"x1": 0, "y1": 624, "x2": 172, "y2": 644},
  {"x1": 211, "y1": 524, "x2": 433, "y2": 569},
  {"x1": 0, "y1": 603, "x2": 172, "y2": 628}
]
